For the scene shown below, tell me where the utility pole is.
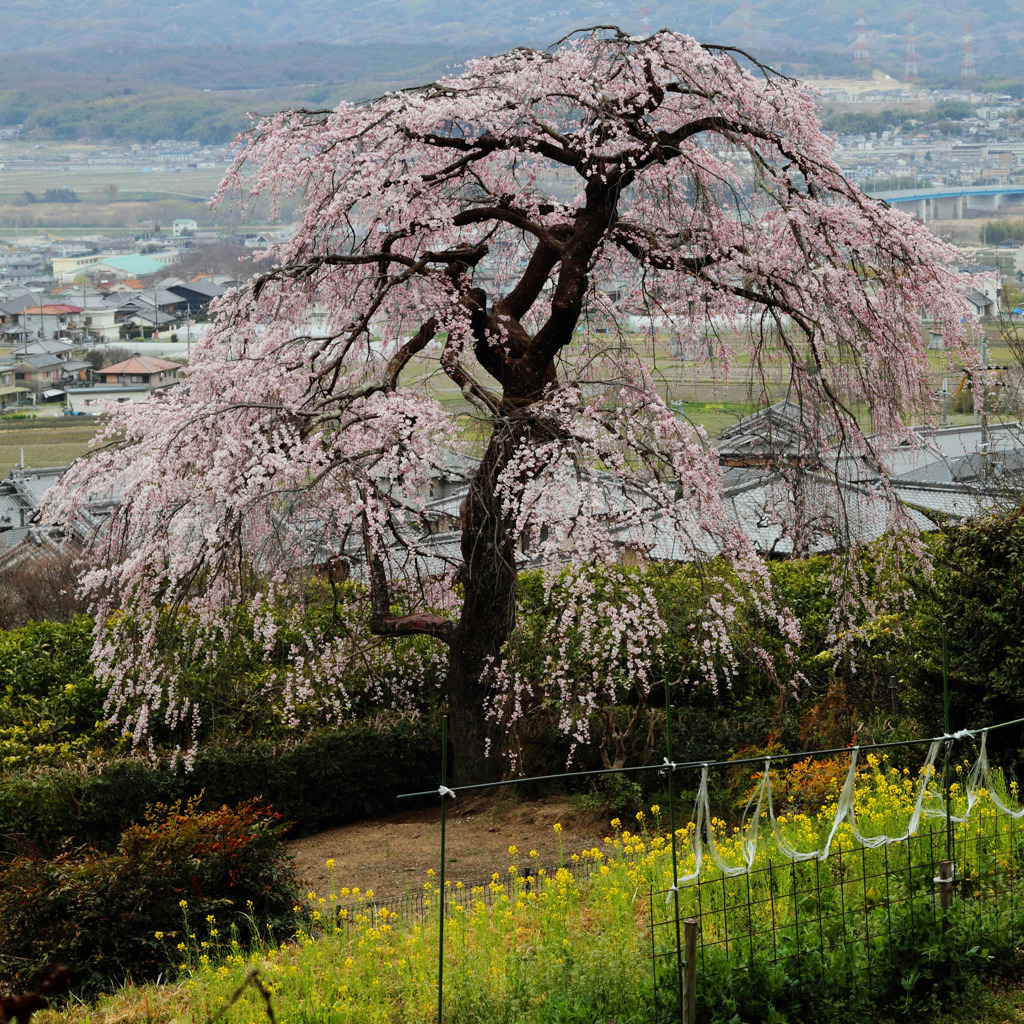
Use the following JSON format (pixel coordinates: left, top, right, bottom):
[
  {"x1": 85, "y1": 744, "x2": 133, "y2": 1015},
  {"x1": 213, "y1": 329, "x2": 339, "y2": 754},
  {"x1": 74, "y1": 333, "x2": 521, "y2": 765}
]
[{"x1": 978, "y1": 333, "x2": 989, "y2": 484}]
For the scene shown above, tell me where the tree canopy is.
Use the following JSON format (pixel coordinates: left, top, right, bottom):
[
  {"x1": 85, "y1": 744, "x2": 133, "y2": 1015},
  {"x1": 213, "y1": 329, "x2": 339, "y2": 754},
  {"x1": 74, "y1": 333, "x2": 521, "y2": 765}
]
[{"x1": 48, "y1": 28, "x2": 973, "y2": 783}]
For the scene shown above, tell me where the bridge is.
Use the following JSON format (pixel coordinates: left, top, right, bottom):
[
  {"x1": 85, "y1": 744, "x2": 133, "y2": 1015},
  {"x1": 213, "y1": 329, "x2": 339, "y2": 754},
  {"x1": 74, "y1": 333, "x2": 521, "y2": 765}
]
[{"x1": 866, "y1": 185, "x2": 1024, "y2": 220}]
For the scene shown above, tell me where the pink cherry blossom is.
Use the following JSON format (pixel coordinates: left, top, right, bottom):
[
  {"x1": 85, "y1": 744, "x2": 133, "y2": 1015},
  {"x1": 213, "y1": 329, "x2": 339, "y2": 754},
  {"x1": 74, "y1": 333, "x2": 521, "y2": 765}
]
[{"x1": 44, "y1": 28, "x2": 975, "y2": 784}]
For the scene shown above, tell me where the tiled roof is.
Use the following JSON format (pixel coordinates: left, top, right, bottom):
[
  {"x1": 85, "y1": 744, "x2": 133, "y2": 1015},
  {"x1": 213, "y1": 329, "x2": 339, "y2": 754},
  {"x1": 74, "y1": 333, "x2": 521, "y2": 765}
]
[{"x1": 100, "y1": 355, "x2": 180, "y2": 374}]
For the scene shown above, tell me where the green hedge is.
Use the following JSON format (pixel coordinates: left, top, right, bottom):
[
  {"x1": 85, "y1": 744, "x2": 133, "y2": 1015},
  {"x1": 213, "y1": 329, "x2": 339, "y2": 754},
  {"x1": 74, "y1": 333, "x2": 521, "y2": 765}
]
[{"x1": 0, "y1": 717, "x2": 440, "y2": 858}]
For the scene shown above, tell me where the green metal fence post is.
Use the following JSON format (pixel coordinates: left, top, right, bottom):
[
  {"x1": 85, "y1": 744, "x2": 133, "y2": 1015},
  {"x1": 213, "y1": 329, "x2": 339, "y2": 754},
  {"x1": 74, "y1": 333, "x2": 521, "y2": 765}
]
[
  {"x1": 437, "y1": 708, "x2": 450, "y2": 1024},
  {"x1": 665, "y1": 677, "x2": 685, "y2": 1022},
  {"x1": 942, "y1": 622, "x2": 952, "y2": 864}
]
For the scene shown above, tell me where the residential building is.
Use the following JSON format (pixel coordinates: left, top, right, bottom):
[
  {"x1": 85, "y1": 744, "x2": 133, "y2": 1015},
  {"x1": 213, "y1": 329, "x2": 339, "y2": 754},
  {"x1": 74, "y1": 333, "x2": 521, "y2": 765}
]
[
  {"x1": 63, "y1": 355, "x2": 181, "y2": 413},
  {"x1": 97, "y1": 354, "x2": 181, "y2": 388},
  {"x1": 7, "y1": 352, "x2": 92, "y2": 400},
  {"x1": 0, "y1": 364, "x2": 29, "y2": 410}
]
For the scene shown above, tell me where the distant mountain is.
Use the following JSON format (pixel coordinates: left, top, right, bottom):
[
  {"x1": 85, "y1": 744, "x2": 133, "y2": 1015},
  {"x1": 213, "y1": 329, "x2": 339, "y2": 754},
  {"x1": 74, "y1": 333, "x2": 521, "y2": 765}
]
[
  {"x1": 1, "y1": 2, "x2": 1019, "y2": 144},
  {"x1": 5, "y1": 0, "x2": 1022, "y2": 78}
]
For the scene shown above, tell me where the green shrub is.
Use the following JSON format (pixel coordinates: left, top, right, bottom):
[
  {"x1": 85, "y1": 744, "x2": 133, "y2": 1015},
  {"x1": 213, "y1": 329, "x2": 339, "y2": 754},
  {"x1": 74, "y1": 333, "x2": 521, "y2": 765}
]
[
  {"x1": 0, "y1": 716, "x2": 439, "y2": 857},
  {"x1": 902, "y1": 508, "x2": 1024, "y2": 773},
  {"x1": 0, "y1": 617, "x2": 111, "y2": 769},
  {"x1": 0, "y1": 798, "x2": 298, "y2": 998}
]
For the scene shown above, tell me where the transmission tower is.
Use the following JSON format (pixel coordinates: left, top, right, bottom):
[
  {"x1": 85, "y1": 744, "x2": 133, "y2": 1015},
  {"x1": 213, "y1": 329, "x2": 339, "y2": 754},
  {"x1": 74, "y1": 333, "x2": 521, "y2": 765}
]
[
  {"x1": 961, "y1": 24, "x2": 976, "y2": 77},
  {"x1": 853, "y1": 10, "x2": 870, "y2": 74},
  {"x1": 904, "y1": 14, "x2": 918, "y2": 84}
]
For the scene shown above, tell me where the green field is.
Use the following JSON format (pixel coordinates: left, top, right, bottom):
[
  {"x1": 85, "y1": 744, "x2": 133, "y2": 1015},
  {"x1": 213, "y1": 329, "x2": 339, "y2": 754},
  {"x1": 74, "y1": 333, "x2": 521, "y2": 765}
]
[
  {"x1": 0, "y1": 417, "x2": 102, "y2": 478},
  {"x1": 0, "y1": 319, "x2": 1009, "y2": 482}
]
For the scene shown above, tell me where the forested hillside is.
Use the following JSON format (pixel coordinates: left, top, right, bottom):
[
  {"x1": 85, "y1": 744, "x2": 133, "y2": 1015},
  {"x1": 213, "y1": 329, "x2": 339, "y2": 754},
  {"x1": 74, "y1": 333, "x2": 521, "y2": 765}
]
[
  {"x1": 1, "y1": 2, "x2": 1020, "y2": 144},
  {"x1": 0, "y1": 42, "x2": 470, "y2": 143},
  {"x1": 3, "y1": 0, "x2": 1020, "y2": 74}
]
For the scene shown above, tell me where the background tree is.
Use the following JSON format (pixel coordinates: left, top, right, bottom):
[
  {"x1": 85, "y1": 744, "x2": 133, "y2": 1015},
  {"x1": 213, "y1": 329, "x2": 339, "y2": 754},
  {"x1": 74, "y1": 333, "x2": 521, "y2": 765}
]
[
  {"x1": 173, "y1": 241, "x2": 275, "y2": 282},
  {"x1": 48, "y1": 28, "x2": 972, "y2": 783},
  {"x1": 83, "y1": 345, "x2": 137, "y2": 371}
]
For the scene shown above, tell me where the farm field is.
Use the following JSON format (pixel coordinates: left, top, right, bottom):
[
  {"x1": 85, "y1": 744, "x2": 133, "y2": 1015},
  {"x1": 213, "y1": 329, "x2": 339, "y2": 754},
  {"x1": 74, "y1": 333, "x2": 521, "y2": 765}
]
[
  {"x1": 0, "y1": 415, "x2": 102, "y2": 478},
  {"x1": 0, "y1": 141, "x2": 290, "y2": 232},
  {"x1": 0, "y1": 143, "x2": 230, "y2": 201},
  {"x1": 0, "y1": 386, "x2": 995, "y2": 482}
]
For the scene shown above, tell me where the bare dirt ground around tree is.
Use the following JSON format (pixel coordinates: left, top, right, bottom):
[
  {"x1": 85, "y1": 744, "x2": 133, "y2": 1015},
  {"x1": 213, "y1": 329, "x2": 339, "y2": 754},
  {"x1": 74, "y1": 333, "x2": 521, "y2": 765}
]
[{"x1": 287, "y1": 795, "x2": 613, "y2": 900}]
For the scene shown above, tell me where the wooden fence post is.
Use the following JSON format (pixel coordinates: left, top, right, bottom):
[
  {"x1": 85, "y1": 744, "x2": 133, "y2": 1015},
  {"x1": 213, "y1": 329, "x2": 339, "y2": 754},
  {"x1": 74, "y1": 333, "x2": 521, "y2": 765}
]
[
  {"x1": 682, "y1": 918, "x2": 698, "y2": 1024},
  {"x1": 939, "y1": 860, "x2": 954, "y2": 916}
]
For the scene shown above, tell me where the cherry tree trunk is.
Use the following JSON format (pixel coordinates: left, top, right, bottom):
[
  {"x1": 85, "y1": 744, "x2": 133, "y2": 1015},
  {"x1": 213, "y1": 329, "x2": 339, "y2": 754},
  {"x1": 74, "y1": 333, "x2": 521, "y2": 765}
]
[{"x1": 445, "y1": 424, "x2": 521, "y2": 785}]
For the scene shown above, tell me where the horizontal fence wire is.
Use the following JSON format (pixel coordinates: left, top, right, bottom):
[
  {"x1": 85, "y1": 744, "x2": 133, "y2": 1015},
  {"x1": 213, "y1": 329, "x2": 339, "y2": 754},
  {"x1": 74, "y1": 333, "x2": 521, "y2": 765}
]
[
  {"x1": 650, "y1": 813, "x2": 1024, "y2": 1024},
  {"x1": 396, "y1": 715, "x2": 1024, "y2": 802}
]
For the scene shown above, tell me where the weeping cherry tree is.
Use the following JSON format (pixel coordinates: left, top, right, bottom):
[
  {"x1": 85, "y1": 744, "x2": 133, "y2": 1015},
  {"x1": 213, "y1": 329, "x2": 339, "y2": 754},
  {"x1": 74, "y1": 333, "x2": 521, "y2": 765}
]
[{"x1": 48, "y1": 28, "x2": 974, "y2": 783}]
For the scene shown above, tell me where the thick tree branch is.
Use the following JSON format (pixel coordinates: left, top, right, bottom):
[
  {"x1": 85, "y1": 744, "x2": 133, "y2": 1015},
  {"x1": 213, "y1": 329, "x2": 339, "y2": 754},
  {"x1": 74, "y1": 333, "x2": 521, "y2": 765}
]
[
  {"x1": 496, "y1": 241, "x2": 563, "y2": 322},
  {"x1": 453, "y1": 206, "x2": 567, "y2": 253},
  {"x1": 362, "y1": 513, "x2": 455, "y2": 645}
]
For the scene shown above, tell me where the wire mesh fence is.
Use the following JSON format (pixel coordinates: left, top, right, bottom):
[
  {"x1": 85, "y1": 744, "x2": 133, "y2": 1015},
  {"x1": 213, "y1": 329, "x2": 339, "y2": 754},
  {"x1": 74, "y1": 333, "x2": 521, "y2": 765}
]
[
  {"x1": 389, "y1": 717, "x2": 1024, "y2": 1023},
  {"x1": 334, "y1": 850, "x2": 601, "y2": 929},
  {"x1": 649, "y1": 812, "x2": 1024, "y2": 1023}
]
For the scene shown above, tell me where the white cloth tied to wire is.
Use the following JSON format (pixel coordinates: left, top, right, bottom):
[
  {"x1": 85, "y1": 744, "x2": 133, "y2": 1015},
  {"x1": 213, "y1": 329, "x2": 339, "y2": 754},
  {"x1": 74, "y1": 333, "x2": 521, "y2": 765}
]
[
  {"x1": 671, "y1": 729, "x2": 1015, "y2": 889},
  {"x1": 943, "y1": 729, "x2": 1024, "y2": 821}
]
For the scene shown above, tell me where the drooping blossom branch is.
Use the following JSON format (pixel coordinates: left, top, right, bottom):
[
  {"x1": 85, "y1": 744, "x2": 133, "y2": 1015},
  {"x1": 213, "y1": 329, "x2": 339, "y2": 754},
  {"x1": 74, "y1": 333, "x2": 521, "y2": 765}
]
[{"x1": 44, "y1": 27, "x2": 975, "y2": 781}]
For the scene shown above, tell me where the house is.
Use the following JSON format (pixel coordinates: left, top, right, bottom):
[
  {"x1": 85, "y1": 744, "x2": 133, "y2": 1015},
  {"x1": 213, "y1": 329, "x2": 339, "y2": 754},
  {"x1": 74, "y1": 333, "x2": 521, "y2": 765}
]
[
  {"x1": 11, "y1": 339, "x2": 74, "y2": 359},
  {"x1": 965, "y1": 288, "x2": 997, "y2": 318},
  {"x1": 114, "y1": 289, "x2": 188, "y2": 336},
  {"x1": 5, "y1": 352, "x2": 92, "y2": 400},
  {"x1": 235, "y1": 232, "x2": 273, "y2": 248},
  {"x1": 0, "y1": 252, "x2": 47, "y2": 285},
  {"x1": 0, "y1": 465, "x2": 117, "y2": 564},
  {"x1": 714, "y1": 402, "x2": 1024, "y2": 540},
  {"x1": 165, "y1": 278, "x2": 231, "y2": 313},
  {"x1": 0, "y1": 364, "x2": 29, "y2": 411},
  {"x1": 64, "y1": 356, "x2": 182, "y2": 413},
  {"x1": 958, "y1": 265, "x2": 1001, "y2": 319},
  {"x1": 0, "y1": 296, "x2": 31, "y2": 330},
  {"x1": 64, "y1": 381, "x2": 175, "y2": 413},
  {"x1": 72, "y1": 303, "x2": 121, "y2": 344},
  {"x1": 97, "y1": 355, "x2": 181, "y2": 388},
  {"x1": 17, "y1": 303, "x2": 83, "y2": 343}
]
